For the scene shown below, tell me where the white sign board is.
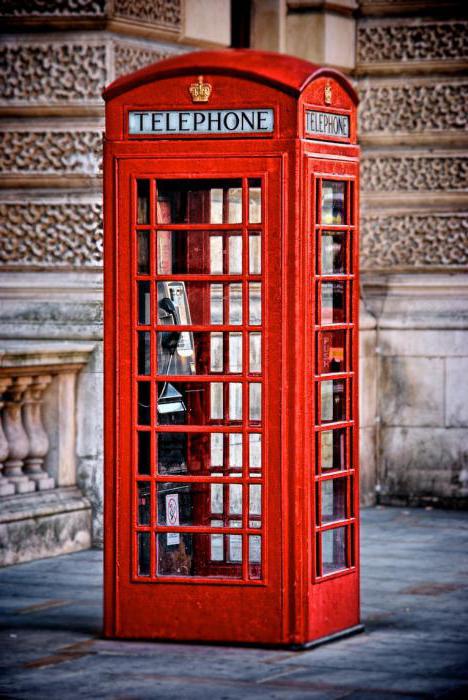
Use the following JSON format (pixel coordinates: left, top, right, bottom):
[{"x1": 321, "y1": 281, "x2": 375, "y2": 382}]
[
  {"x1": 129, "y1": 109, "x2": 274, "y2": 135},
  {"x1": 166, "y1": 493, "x2": 180, "y2": 546},
  {"x1": 305, "y1": 110, "x2": 349, "y2": 139}
]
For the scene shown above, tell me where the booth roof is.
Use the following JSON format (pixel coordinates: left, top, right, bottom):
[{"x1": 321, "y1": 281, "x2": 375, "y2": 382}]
[{"x1": 103, "y1": 48, "x2": 358, "y2": 102}]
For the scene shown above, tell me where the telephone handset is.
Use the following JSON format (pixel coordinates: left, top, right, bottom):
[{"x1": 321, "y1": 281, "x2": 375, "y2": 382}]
[{"x1": 157, "y1": 280, "x2": 195, "y2": 416}]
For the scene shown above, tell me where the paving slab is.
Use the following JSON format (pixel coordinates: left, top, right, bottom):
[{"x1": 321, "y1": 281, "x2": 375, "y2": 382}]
[{"x1": 1, "y1": 506, "x2": 467, "y2": 699}]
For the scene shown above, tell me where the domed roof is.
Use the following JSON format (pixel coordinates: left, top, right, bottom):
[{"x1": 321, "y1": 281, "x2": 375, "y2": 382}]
[{"x1": 103, "y1": 48, "x2": 357, "y2": 102}]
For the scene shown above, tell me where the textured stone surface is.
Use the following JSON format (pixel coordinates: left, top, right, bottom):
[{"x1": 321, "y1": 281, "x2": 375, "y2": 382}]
[
  {"x1": 361, "y1": 154, "x2": 468, "y2": 192},
  {"x1": 359, "y1": 80, "x2": 468, "y2": 134},
  {"x1": 357, "y1": 21, "x2": 468, "y2": 63},
  {"x1": 0, "y1": 130, "x2": 102, "y2": 176},
  {"x1": 445, "y1": 357, "x2": 468, "y2": 428},
  {"x1": 380, "y1": 356, "x2": 445, "y2": 428},
  {"x1": 0, "y1": 203, "x2": 103, "y2": 268},
  {"x1": 361, "y1": 214, "x2": 468, "y2": 270},
  {"x1": 0, "y1": 487, "x2": 91, "y2": 566},
  {"x1": 1, "y1": 508, "x2": 468, "y2": 698},
  {"x1": 0, "y1": 0, "x2": 106, "y2": 16},
  {"x1": 379, "y1": 427, "x2": 468, "y2": 502}
]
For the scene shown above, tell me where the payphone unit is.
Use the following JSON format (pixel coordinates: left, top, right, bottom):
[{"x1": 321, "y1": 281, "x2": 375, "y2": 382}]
[{"x1": 103, "y1": 49, "x2": 360, "y2": 646}]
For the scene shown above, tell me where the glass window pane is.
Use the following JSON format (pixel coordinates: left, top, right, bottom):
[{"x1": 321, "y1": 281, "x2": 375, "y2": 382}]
[
  {"x1": 211, "y1": 383, "x2": 224, "y2": 419},
  {"x1": 138, "y1": 482, "x2": 151, "y2": 525},
  {"x1": 157, "y1": 230, "x2": 244, "y2": 275},
  {"x1": 249, "y1": 283, "x2": 262, "y2": 325},
  {"x1": 210, "y1": 235, "x2": 223, "y2": 274},
  {"x1": 227, "y1": 188, "x2": 242, "y2": 223},
  {"x1": 210, "y1": 332, "x2": 223, "y2": 372},
  {"x1": 156, "y1": 179, "x2": 242, "y2": 224},
  {"x1": 249, "y1": 383, "x2": 262, "y2": 422},
  {"x1": 210, "y1": 284, "x2": 223, "y2": 324},
  {"x1": 249, "y1": 180, "x2": 262, "y2": 224},
  {"x1": 157, "y1": 432, "x2": 242, "y2": 477},
  {"x1": 138, "y1": 281, "x2": 151, "y2": 325},
  {"x1": 229, "y1": 382, "x2": 243, "y2": 420},
  {"x1": 137, "y1": 230, "x2": 150, "y2": 274},
  {"x1": 321, "y1": 282, "x2": 345, "y2": 325},
  {"x1": 229, "y1": 284, "x2": 243, "y2": 324},
  {"x1": 138, "y1": 382, "x2": 151, "y2": 425},
  {"x1": 229, "y1": 484, "x2": 242, "y2": 515},
  {"x1": 249, "y1": 333, "x2": 261, "y2": 373},
  {"x1": 249, "y1": 232, "x2": 261, "y2": 274},
  {"x1": 157, "y1": 532, "x2": 242, "y2": 578},
  {"x1": 321, "y1": 180, "x2": 345, "y2": 225},
  {"x1": 228, "y1": 531, "x2": 242, "y2": 563},
  {"x1": 137, "y1": 532, "x2": 151, "y2": 576},
  {"x1": 320, "y1": 379, "x2": 346, "y2": 424},
  {"x1": 138, "y1": 431, "x2": 151, "y2": 475},
  {"x1": 229, "y1": 332, "x2": 243, "y2": 373},
  {"x1": 320, "y1": 429, "x2": 346, "y2": 472},
  {"x1": 249, "y1": 433, "x2": 262, "y2": 473},
  {"x1": 228, "y1": 235, "x2": 243, "y2": 274},
  {"x1": 249, "y1": 484, "x2": 262, "y2": 516},
  {"x1": 321, "y1": 478, "x2": 347, "y2": 523},
  {"x1": 137, "y1": 179, "x2": 150, "y2": 224},
  {"x1": 156, "y1": 382, "x2": 244, "y2": 425},
  {"x1": 229, "y1": 433, "x2": 243, "y2": 469},
  {"x1": 321, "y1": 526, "x2": 347, "y2": 575},
  {"x1": 249, "y1": 535, "x2": 262, "y2": 579},
  {"x1": 138, "y1": 331, "x2": 151, "y2": 375},
  {"x1": 318, "y1": 330, "x2": 346, "y2": 374},
  {"x1": 322, "y1": 232, "x2": 346, "y2": 275}
]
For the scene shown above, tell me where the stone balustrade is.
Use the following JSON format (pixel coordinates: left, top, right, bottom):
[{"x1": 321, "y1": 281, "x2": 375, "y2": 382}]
[{"x1": 0, "y1": 343, "x2": 95, "y2": 566}]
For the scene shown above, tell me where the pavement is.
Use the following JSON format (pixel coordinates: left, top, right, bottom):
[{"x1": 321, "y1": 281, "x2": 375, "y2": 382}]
[{"x1": 0, "y1": 506, "x2": 468, "y2": 700}]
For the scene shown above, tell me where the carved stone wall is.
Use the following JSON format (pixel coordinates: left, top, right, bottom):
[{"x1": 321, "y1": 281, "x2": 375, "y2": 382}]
[
  {"x1": 361, "y1": 155, "x2": 468, "y2": 193},
  {"x1": 359, "y1": 80, "x2": 468, "y2": 135},
  {"x1": 0, "y1": 203, "x2": 103, "y2": 268},
  {"x1": 114, "y1": 0, "x2": 181, "y2": 29},
  {"x1": 361, "y1": 214, "x2": 468, "y2": 271},
  {"x1": 0, "y1": 130, "x2": 102, "y2": 176},
  {"x1": 113, "y1": 42, "x2": 172, "y2": 78},
  {"x1": 0, "y1": 42, "x2": 107, "y2": 104},
  {"x1": 357, "y1": 21, "x2": 468, "y2": 64},
  {"x1": 0, "y1": 0, "x2": 106, "y2": 16}
]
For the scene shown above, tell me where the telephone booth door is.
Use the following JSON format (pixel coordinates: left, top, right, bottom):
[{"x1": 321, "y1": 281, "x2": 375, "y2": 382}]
[{"x1": 108, "y1": 155, "x2": 284, "y2": 643}]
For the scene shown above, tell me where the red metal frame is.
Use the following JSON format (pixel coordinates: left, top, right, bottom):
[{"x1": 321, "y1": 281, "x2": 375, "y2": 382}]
[{"x1": 103, "y1": 49, "x2": 360, "y2": 647}]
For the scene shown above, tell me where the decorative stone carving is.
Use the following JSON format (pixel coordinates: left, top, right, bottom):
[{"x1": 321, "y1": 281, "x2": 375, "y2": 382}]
[
  {"x1": 357, "y1": 22, "x2": 468, "y2": 63},
  {"x1": 0, "y1": 377, "x2": 15, "y2": 497},
  {"x1": 0, "y1": 131, "x2": 102, "y2": 176},
  {"x1": 361, "y1": 156, "x2": 468, "y2": 192},
  {"x1": 2, "y1": 377, "x2": 35, "y2": 494},
  {"x1": 361, "y1": 214, "x2": 468, "y2": 270},
  {"x1": 358, "y1": 82, "x2": 468, "y2": 133},
  {"x1": 114, "y1": 44, "x2": 172, "y2": 79},
  {"x1": 0, "y1": 203, "x2": 103, "y2": 267},
  {"x1": 23, "y1": 375, "x2": 55, "y2": 491},
  {"x1": 0, "y1": 0, "x2": 106, "y2": 15},
  {"x1": 114, "y1": 0, "x2": 181, "y2": 28},
  {"x1": 0, "y1": 43, "x2": 107, "y2": 103}
]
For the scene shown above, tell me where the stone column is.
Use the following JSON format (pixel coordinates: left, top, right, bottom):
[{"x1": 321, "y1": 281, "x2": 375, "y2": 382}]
[
  {"x1": 2, "y1": 376, "x2": 35, "y2": 494},
  {"x1": 0, "y1": 376, "x2": 15, "y2": 497},
  {"x1": 23, "y1": 374, "x2": 55, "y2": 491}
]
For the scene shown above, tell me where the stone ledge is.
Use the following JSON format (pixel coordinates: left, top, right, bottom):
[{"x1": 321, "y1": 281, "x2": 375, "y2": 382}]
[
  {"x1": 0, "y1": 486, "x2": 92, "y2": 567},
  {"x1": 0, "y1": 342, "x2": 96, "y2": 372},
  {"x1": 0, "y1": 486, "x2": 90, "y2": 524}
]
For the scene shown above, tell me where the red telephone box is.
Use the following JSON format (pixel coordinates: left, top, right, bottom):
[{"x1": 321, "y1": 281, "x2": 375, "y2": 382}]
[{"x1": 103, "y1": 49, "x2": 361, "y2": 647}]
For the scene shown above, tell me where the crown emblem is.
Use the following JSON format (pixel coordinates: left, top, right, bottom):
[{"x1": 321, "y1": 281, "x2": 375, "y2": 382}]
[
  {"x1": 189, "y1": 75, "x2": 212, "y2": 103},
  {"x1": 324, "y1": 81, "x2": 332, "y2": 105}
]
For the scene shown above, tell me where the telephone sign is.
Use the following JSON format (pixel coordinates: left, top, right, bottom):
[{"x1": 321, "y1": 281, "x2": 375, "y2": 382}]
[{"x1": 103, "y1": 49, "x2": 361, "y2": 647}]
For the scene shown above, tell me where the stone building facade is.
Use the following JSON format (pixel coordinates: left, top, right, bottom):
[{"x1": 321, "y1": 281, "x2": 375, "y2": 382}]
[{"x1": 0, "y1": 0, "x2": 466, "y2": 564}]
